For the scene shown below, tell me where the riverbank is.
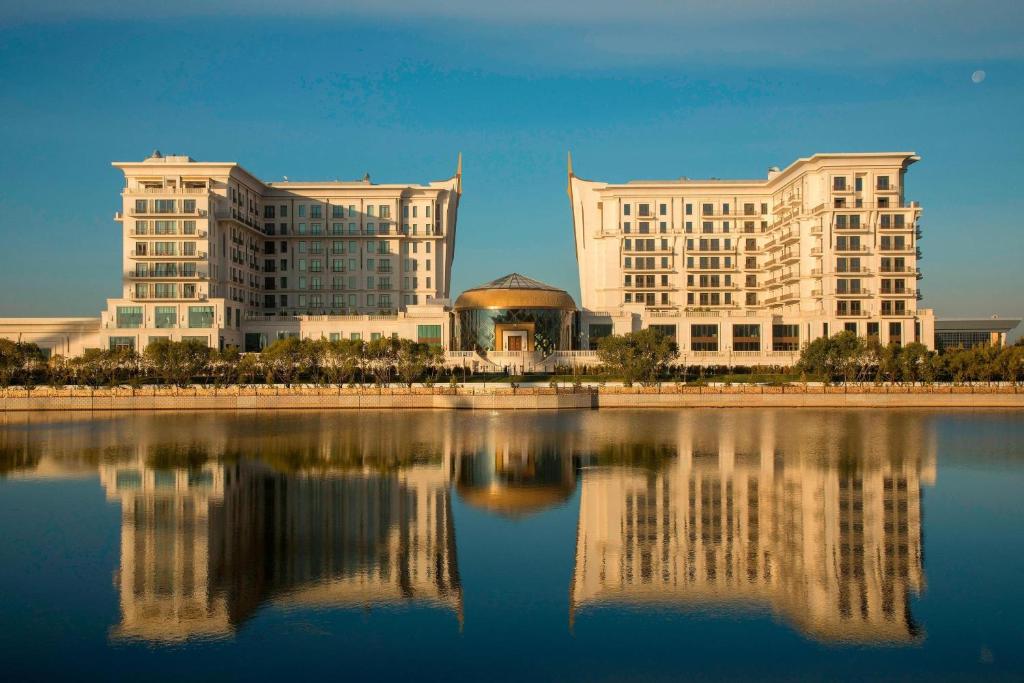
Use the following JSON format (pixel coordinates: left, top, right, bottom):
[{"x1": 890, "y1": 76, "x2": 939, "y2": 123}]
[{"x1": 1, "y1": 384, "x2": 1022, "y2": 411}]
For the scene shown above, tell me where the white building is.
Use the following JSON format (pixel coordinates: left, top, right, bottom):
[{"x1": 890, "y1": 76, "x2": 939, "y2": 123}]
[{"x1": 569, "y1": 152, "x2": 935, "y2": 365}]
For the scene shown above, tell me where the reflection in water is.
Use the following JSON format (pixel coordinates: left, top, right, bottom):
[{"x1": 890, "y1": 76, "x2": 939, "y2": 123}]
[
  {"x1": 571, "y1": 413, "x2": 935, "y2": 644},
  {"x1": 0, "y1": 411, "x2": 936, "y2": 646}
]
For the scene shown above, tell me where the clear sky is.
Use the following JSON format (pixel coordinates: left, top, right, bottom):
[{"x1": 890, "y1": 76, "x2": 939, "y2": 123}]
[{"x1": 0, "y1": 1, "x2": 1021, "y2": 323}]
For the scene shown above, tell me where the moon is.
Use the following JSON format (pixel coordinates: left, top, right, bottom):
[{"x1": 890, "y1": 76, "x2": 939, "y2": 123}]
[{"x1": 972, "y1": 70, "x2": 986, "y2": 84}]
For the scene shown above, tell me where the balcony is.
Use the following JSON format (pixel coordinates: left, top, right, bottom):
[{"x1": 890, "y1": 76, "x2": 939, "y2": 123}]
[
  {"x1": 128, "y1": 207, "x2": 208, "y2": 218},
  {"x1": 835, "y1": 309, "x2": 868, "y2": 317},
  {"x1": 880, "y1": 266, "x2": 920, "y2": 276},
  {"x1": 835, "y1": 289, "x2": 870, "y2": 297},
  {"x1": 880, "y1": 309, "x2": 915, "y2": 317},
  {"x1": 880, "y1": 288, "x2": 917, "y2": 297},
  {"x1": 835, "y1": 244, "x2": 871, "y2": 254},
  {"x1": 130, "y1": 292, "x2": 206, "y2": 302},
  {"x1": 125, "y1": 270, "x2": 209, "y2": 280},
  {"x1": 131, "y1": 250, "x2": 207, "y2": 259},
  {"x1": 129, "y1": 186, "x2": 210, "y2": 195}
]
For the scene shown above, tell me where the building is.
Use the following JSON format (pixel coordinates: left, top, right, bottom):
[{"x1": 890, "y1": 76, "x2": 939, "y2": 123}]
[
  {"x1": 934, "y1": 318, "x2": 1020, "y2": 351},
  {"x1": 453, "y1": 273, "x2": 577, "y2": 353},
  {"x1": 0, "y1": 152, "x2": 462, "y2": 357},
  {"x1": 103, "y1": 151, "x2": 461, "y2": 352},
  {"x1": 569, "y1": 152, "x2": 936, "y2": 363}
]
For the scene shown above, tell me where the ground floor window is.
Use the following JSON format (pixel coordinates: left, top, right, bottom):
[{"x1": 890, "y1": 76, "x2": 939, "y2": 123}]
[
  {"x1": 108, "y1": 336, "x2": 135, "y2": 351},
  {"x1": 889, "y1": 321, "x2": 903, "y2": 346},
  {"x1": 732, "y1": 324, "x2": 760, "y2": 352},
  {"x1": 188, "y1": 306, "x2": 214, "y2": 329},
  {"x1": 650, "y1": 324, "x2": 677, "y2": 342},
  {"x1": 588, "y1": 324, "x2": 612, "y2": 350},
  {"x1": 772, "y1": 324, "x2": 800, "y2": 351},
  {"x1": 116, "y1": 306, "x2": 142, "y2": 329},
  {"x1": 182, "y1": 336, "x2": 208, "y2": 346},
  {"x1": 417, "y1": 324, "x2": 442, "y2": 347},
  {"x1": 690, "y1": 324, "x2": 719, "y2": 352},
  {"x1": 154, "y1": 306, "x2": 177, "y2": 329},
  {"x1": 244, "y1": 333, "x2": 267, "y2": 352}
]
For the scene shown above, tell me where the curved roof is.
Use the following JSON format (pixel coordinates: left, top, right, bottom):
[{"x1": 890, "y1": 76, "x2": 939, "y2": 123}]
[{"x1": 453, "y1": 273, "x2": 576, "y2": 310}]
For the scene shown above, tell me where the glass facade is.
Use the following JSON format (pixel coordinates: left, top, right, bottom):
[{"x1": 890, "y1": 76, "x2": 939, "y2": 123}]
[
  {"x1": 935, "y1": 330, "x2": 994, "y2": 351},
  {"x1": 456, "y1": 308, "x2": 574, "y2": 354}
]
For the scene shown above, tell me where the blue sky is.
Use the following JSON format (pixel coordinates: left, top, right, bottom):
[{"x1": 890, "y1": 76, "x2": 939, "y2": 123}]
[{"x1": 0, "y1": 1, "x2": 1021, "y2": 321}]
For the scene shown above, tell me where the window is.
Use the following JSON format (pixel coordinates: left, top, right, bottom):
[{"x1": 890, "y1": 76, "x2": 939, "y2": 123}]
[
  {"x1": 116, "y1": 306, "x2": 143, "y2": 328},
  {"x1": 152, "y1": 307, "x2": 175, "y2": 327},
  {"x1": 154, "y1": 283, "x2": 176, "y2": 298},
  {"x1": 108, "y1": 337, "x2": 135, "y2": 351},
  {"x1": 135, "y1": 199, "x2": 147, "y2": 213},
  {"x1": 417, "y1": 324, "x2": 442, "y2": 347},
  {"x1": 623, "y1": 204, "x2": 631, "y2": 216},
  {"x1": 188, "y1": 306, "x2": 214, "y2": 328},
  {"x1": 877, "y1": 176, "x2": 890, "y2": 190},
  {"x1": 183, "y1": 199, "x2": 196, "y2": 213},
  {"x1": 772, "y1": 324, "x2": 800, "y2": 351},
  {"x1": 690, "y1": 324, "x2": 719, "y2": 352},
  {"x1": 833, "y1": 177, "x2": 847, "y2": 191},
  {"x1": 154, "y1": 199, "x2": 176, "y2": 213},
  {"x1": 732, "y1": 324, "x2": 760, "y2": 352}
]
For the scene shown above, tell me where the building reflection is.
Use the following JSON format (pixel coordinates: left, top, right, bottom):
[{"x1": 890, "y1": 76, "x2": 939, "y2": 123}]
[
  {"x1": 94, "y1": 417, "x2": 462, "y2": 643},
  {"x1": 570, "y1": 412, "x2": 936, "y2": 643},
  {"x1": 0, "y1": 410, "x2": 937, "y2": 645}
]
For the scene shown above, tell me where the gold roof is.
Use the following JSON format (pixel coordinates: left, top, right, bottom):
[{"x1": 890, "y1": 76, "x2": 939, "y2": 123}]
[{"x1": 453, "y1": 273, "x2": 576, "y2": 311}]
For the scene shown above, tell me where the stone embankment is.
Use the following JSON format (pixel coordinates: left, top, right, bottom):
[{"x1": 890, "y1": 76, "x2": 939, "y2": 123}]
[{"x1": 0, "y1": 384, "x2": 1022, "y2": 411}]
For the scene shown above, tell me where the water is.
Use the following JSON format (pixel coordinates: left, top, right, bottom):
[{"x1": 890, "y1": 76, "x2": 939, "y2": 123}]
[{"x1": 1, "y1": 409, "x2": 1023, "y2": 681}]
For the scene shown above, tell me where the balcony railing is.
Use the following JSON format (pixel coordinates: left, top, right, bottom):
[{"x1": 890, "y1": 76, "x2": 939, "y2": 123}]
[{"x1": 129, "y1": 186, "x2": 210, "y2": 195}]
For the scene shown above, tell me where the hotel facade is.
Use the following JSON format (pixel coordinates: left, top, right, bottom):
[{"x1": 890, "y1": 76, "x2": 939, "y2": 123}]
[
  {"x1": 569, "y1": 152, "x2": 934, "y2": 363},
  {"x1": 0, "y1": 150, "x2": 957, "y2": 367}
]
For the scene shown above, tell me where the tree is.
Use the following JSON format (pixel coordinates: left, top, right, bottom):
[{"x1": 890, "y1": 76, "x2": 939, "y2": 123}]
[
  {"x1": 0, "y1": 340, "x2": 45, "y2": 387},
  {"x1": 235, "y1": 353, "x2": 262, "y2": 385},
  {"x1": 898, "y1": 342, "x2": 932, "y2": 384},
  {"x1": 363, "y1": 337, "x2": 399, "y2": 386},
  {"x1": 211, "y1": 347, "x2": 240, "y2": 386},
  {"x1": 796, "y1": 331, "x2": 863, "y2": 383},
  {"x1": 597, "y1": 329, "x2": 678, "y2": 386},
  {"x1": 879, "y1": 343, "x2": 901, "y2": 384},
  {"x1": 261, "y1": 337, "x2": 304, "y2": 385},
  {"x1": 144, "y1": 339, "x2": 212, "y2": 386},
  {"x1": 323, "y1": 339, "x2": 363, "y2": 386},
  {"x1": 394, "y1": 340, "x2": 444, "y2": 387}
]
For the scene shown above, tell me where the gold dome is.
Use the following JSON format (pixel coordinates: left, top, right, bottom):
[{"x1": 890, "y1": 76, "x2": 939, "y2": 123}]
[{"x1": 453, "y1": 273, "x2": 576, "y2": 311}]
